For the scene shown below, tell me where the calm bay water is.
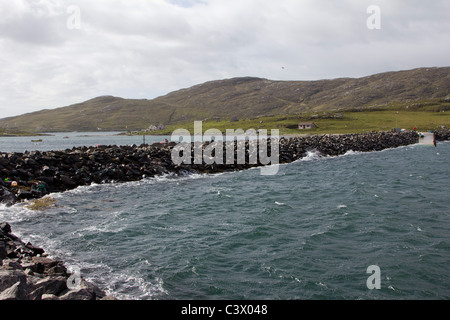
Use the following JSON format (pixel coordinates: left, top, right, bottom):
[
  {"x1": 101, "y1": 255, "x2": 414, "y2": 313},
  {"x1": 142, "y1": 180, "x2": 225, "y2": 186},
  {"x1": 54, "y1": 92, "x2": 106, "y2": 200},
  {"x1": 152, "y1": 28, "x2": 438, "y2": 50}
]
[
  {"x1": 0, "y1": 132, "x2": 170, "y2": 153},
  {"x1": 1, "y1": 134, "x2": 449, "y2": 300}
]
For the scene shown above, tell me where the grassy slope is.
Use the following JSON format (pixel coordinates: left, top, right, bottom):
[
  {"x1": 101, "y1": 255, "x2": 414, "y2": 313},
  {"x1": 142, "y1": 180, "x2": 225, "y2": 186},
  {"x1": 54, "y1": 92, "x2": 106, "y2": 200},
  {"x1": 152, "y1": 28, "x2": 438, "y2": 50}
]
[
  {"x1": 147, "y1": 111, "x2": 450, "y2": 136},
  {"x1": 148, "y1": 101, "x2": 450, "y2": 136}
]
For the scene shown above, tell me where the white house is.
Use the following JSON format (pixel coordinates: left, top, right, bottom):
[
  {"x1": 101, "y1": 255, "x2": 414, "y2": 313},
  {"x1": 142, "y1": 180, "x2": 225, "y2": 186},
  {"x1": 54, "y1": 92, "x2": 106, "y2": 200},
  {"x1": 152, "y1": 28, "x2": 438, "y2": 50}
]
[{"x1": 298, "y1": 122, "x2": 317, "y2": 130}]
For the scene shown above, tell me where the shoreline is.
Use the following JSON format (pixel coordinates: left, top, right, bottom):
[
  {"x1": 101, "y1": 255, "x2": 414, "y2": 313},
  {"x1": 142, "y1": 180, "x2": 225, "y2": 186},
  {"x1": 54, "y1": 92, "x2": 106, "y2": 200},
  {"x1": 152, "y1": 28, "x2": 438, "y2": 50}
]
[{"x1": 2, "y1": 130, "x2": 446, "y2": 206}]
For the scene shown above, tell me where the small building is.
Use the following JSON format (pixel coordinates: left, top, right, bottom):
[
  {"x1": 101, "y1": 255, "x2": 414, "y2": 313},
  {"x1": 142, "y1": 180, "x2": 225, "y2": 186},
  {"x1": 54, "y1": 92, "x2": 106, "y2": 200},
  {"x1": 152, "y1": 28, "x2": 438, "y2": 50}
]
[
  {"x1": 298, "y1": 122, "x2": 317, "y2": 130},
  {"x1": 146, "y1": 124, "x2": 166, "y2": 132}
]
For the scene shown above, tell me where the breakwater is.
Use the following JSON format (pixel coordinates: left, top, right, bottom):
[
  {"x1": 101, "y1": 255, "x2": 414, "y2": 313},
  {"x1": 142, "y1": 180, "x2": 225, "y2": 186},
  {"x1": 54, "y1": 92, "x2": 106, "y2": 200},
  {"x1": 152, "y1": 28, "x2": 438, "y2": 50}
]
[
  {"x1": 434, "y1": 128, "x2": 450, "y2": 141},
  {"x1": 0, "y1": 131, "x2": 424, "y2": 206}
]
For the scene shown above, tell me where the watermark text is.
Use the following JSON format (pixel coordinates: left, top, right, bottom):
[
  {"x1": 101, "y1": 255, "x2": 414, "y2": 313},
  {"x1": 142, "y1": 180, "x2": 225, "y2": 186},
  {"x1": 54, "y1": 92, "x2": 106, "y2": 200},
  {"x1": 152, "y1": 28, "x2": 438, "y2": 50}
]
[{"x1": 171, "y1": 121, "x2": 280, "y2": 175}]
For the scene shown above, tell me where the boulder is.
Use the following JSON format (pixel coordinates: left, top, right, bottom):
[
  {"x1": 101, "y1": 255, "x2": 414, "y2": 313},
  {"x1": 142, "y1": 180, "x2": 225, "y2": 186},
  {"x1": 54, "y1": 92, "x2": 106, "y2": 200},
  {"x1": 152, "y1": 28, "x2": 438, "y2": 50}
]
[
  {"x1": 25, "y1": 242, "x2": 45, "y2": 256},
  {"x1": 0, "y1": 242, "x2": 7, "y2": 260},
  {"x1": 0, "y1": 157, "x2": 9, "y2": 167},
  {"x1": 0, "y1": 186, "x2": 19, "y2": 206},
  {"x1": 0, "y1": 222, "x2": 12, "y2": 234},
  {"x1": 29, "y1": 276, "x2": 68, "y2": 296},
  {"x1": 31, "y1": 256, "x2": 61, "y2": 270},
  {"x1": 59, "y1": 175, "x2": 76, "y2": 188},
  {"x1": 80, "y1": 279, "x2": 106, "y2": 299},
  {"x1": 29, "y1": 286, "x2": 44, "y2": 300},
  {"x1": 41, "y1": 293, "x2": 60, "y2": 300},
  {"x1": 0, "y1": 280, "x2": 30, "y2": 300},
  {"x1": 59, "y1": 288, "x2": 96, "y2": 300},
  {"x1": 1, "y1": 259, "x2": 23, "y2": 270},
  {"x1": 47, "y1": 264, "x2": 68, "y2": 276},
  {"x1": 0, "y1": 269, "x2": 27, "y2": 292}
]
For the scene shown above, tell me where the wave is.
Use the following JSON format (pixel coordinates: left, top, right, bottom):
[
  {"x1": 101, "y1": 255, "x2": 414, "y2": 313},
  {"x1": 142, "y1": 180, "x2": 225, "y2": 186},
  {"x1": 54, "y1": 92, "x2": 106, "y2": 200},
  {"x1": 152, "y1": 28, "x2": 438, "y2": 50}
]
[
  {"x1": 299, "y1": 150, "x2": 323, "y2": 162},
  {"x1": 63, "y1": 253, "x2": 168, "y2": 300},
  {"x1": 48, "y1": 171, "x2": 225, "y2": 200},
  {"x1": 290, "y1": 143, "x2": 422, "y2": 166},
  {"x1": 0, "y1": 201, "x2": 48, "y2": 224}
]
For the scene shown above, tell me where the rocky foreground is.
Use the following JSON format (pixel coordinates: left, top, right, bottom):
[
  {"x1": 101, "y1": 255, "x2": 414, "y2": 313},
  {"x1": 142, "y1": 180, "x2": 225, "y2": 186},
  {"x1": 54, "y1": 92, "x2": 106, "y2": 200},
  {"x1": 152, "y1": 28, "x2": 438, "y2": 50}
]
[
  {"x1": 0, "y1": 129, "x2": 448, "y2": 300},
  {"x1": 0, "y1": 222, "x2": 115, "y2": 300}
]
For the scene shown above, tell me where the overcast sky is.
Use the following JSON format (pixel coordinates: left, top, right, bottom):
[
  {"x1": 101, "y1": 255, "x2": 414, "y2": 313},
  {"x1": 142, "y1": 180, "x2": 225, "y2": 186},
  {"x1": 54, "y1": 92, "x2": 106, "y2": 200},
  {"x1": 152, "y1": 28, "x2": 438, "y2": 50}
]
[{"x1": 0, "y1": 0, "x2": 449, "y2": 118}]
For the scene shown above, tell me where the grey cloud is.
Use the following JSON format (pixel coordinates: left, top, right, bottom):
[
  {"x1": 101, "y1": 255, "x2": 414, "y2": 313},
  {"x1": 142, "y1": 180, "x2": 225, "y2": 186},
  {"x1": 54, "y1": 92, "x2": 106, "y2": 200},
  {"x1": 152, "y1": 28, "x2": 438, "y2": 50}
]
[
  {"x1": 0, "y1": 0, "x2": 67, "y2": 46},
  {"x1": 0, "y1": 0, "x2": 449, "y2": 118}
]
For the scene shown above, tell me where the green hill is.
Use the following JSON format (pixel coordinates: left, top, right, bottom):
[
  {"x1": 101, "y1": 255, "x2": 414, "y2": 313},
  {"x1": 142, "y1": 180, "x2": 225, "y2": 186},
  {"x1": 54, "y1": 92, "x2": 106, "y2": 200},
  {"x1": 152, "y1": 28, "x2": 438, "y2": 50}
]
[{"x1": 1, "y1": 67, "x2": 449, "y2": 133}]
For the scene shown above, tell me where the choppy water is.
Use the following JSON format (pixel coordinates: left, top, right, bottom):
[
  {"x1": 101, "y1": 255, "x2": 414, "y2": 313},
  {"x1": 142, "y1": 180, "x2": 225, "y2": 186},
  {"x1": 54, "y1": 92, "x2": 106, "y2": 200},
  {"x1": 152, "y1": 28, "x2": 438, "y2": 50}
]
[{"x1": 1, "y1": 135, "x2": 449, "y2": 300}]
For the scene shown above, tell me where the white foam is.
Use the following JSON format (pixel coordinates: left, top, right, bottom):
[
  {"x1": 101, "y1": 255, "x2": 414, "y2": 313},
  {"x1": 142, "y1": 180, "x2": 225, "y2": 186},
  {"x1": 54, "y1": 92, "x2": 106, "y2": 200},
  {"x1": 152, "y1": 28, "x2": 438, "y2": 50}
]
[
  {"x1": 300, "y1": 150, "x2": 323, "y2": 162},
  {"x1": 98, "y1": 271, "x2": 168, "y2": 300},
  {"x1": 342, "y1": 150, "x2": 364, "y2": 156},
  {"x1": 75, "y1": 224, "x2": 124, "y2": 235},
  {"x1": 13, "y1": 228, "x2": 168, "y2": 300},
  {"x1": 0, "y1": 201, "x2": 38, "y2": 223}
]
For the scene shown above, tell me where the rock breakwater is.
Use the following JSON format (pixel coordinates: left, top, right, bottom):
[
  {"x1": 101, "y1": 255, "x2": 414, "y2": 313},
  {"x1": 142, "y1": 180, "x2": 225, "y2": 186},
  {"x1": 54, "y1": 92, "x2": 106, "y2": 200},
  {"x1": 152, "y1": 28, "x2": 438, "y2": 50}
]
[
  {"x1": 434, "y1": 128, "x2": 450, "y2": 141},
  {"x1": 0, "y1": 131, "x2": 426, "y2": 206}
]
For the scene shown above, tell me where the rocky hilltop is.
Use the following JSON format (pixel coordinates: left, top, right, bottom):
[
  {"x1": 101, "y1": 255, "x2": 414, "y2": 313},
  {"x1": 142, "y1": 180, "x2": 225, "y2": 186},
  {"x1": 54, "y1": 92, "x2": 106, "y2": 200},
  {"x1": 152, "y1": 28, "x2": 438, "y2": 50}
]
[{"x1": 1, "y1": 67, "x2": 449, "y2": 132}]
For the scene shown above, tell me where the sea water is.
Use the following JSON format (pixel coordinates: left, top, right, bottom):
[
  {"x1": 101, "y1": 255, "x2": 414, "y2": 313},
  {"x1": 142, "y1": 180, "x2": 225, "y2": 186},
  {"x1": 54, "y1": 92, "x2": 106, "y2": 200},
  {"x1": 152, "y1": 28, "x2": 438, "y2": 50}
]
[{"x1": 0, "y1": 135, "x2": 449, "y2": 300}]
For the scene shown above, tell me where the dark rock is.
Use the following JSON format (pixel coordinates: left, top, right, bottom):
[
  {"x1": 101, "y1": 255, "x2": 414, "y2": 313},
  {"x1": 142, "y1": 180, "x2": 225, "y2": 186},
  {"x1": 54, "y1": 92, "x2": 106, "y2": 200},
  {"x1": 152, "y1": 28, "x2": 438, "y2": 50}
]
[
  {"x1": 31, "y1": 256, "x2": 61, "y2": 270},
  {"x1": 0, "y1": 269, "x2": 27, "y2": 292},
  {"x1": 17, "y1": 189, "x2": 34, "y2": 200},
  {"x1": 59, "y1": 288, "x2": 96, "y2": 300},
  {"x1": 41, "y1": 293, "x2": 60, "y2": 300},
  {"x1": 0, "y1": 187, "x2": 19, "y2": 206},
  {"x1": 47, "y1": 264, "x2": 68, "y2": 276},
  {"x1": 0, "y1": 222, "x2": 11, "y2": 234},
  {"x1": 0, "y1": 157, "x2": 9, "y2": 167},
  {"x1": 58, "y1": 175, "x2": 77, "y2": 188},
  {"x1": 1, "y1": 259, "x2": 23, "y2": 270},
  {"x1": 0, "y1": 280, "x2": 30, "y2": 300},
  {"x1": 29, "y1": 286, "x2": 44, "y2": 300},
  {"x1": 0, "y1": 243, "x2": 6, "y2": 260},
  {"x1": 29, "y1": 276, "x2": 68, "y2": 296},
  {"x1": 25, "y1": 242, "x2": 45, "y2": 256},
  {"x1": 80, "y1": 278, "x2": 106, "y2": 299},
  {"x1": 435, "y1": 128, "x2": 450, "y2": 141},
  {"x1": 28, "y1": 262, "x2": 45, "y2": 274}
]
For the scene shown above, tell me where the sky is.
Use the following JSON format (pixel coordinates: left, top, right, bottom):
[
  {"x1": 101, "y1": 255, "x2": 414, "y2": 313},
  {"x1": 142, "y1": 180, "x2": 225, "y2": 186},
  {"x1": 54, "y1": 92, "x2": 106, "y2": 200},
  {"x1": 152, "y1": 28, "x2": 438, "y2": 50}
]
[{"x1": 0, "y1": 0, "x2": 449, "y2": 118}]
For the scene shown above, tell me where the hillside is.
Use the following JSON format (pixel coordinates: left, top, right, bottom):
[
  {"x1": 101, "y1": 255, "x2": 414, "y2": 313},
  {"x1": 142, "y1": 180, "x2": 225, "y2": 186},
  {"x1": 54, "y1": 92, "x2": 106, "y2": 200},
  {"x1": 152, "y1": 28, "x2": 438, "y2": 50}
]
[{"x1": 1, "y1": 67, "x2": 450, "y2": 132}]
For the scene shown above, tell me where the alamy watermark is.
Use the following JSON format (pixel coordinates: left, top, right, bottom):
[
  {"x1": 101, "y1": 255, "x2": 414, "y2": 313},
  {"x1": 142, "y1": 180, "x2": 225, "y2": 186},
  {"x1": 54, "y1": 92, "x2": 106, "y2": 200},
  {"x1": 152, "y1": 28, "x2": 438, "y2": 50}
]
[
  {"x1": 170, "y1": 121, "x2": 280, "y2": 175},
  {"x1": 366, "y1": 265, "x2": 381, "y2": 289},
  {"x1": 67, "y1": 5, "x2": 82, "y2": 30},
  {"x1": 66, "y1": 266, "x2": 82, "y2": 289},
  {"x1": 367, "y1": 5, "x2": 381, "y2": 30}
]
